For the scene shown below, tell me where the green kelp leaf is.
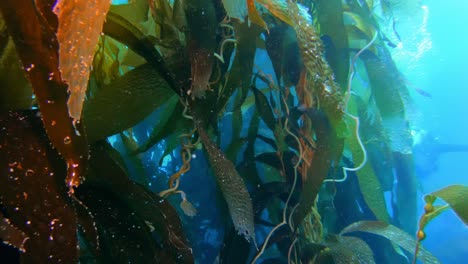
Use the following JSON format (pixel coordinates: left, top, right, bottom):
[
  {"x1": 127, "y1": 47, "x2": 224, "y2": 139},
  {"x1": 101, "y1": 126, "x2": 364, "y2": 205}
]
[
  {"x1": 343, "y1": 12, "x2": 376, "y2": 41},
  {"x1": 83, "y1": 63, "x2": 176, "y2": 143},
  {"x1": 252, "y1": 86, "x2": 277, "y2": 133},
  {"x1": 325, "y1": 236, "x2": 375, "y2": 264},
  {"x1": 0, "y1": 36, "x2": 33, "y2": 111},
  {"x1": 136, "y1": 101, "x2": 189, "y2": 155},
  {"x1": 340, "y1": 221, "x2": 440, "y2": 264},
  {"x1": 0, "y1": 214, "x2": 28, "y2": 253},
  {"x1": 426, "y1": 185, "x2": 468, "y2": 225},
  {"x1": 215, "y1": 20, "x2": 260, "y2": 115},
  {"x1": 315, "y1": 0, "x2": 349, "y2": 88},
  {"x1": 0, "y1": 111, "x2": 78, "y2": 262},
  {"x1": 361, "y1": 48, "x2": 417, "y2": 234},
  {"x1": 300, "y1": 243, "x2": 333, "y2": 263},
  {"x1": 0, "y1": 0, "x2": 88, "y2": 191},
  {"x1": 103, "y1": 11, "x2": 179, "y2": 92},
  {"x1": 345, "y1": 102, "x2": 389, "y2": 222},
  {"x1": 78, "y1": 141, "x2": 193, "y2": 263}
]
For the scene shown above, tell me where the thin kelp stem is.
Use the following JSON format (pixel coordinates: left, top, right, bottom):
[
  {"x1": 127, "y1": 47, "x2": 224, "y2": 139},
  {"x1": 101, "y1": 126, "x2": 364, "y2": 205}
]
[
  {"x1": 324, "y1": 32, "x2": 378, "y2": 184},
  {"x1": 344, "y1": 31, "x2": 379, "y2": 108},
  {"x1": 251, "y1": 96, "x2": 302, "y2": 263}
]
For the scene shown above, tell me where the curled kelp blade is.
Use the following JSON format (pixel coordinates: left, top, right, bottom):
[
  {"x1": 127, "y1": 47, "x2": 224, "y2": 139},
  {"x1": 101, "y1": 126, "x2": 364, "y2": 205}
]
[
  {"x1": 53, "y1": 0, "x2": 111, "y2": 122},
  {"x1": 340, "y1": 221, "x2": 440, "y2": 264},
  {"x1": 0, "y1": 0, "x2": 89, "y2": 192},
  {"x1": 0, "y1": 110, "x2": 78, "y2": 262},
  {"x1": 424, "y1": 185, "x2": 468, "y2": 226},
  {"x1": 195, "y1": 118, "x2": 255, "y2": 243}
]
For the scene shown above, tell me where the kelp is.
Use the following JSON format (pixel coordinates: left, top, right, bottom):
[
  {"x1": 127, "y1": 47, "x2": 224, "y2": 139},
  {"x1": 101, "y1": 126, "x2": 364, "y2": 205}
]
[
  {"x1": 103, "y1": 11, "x2": 180, "y2": 93},
  {"x1": 346, "y1": 101, "x2": 389, "y2": 222},
  {"x1": 53, "y1": 0, "x2": 111, "y2": 122},
  {"x1": 0, "y1": 110, "x2": 78, "y2": 262},
  {"x1": 78, "y1": 141, "x2": 194, "y2": 263},
  {"x1": 185, "y1": 0, "x2": 217, "y2": 98},
  {"x1": 341, "y1": 221, "x2": 440, "y2": 264},
  {"x1": 0, "y1": 35, "x2": 32, "y2": 111},
  {"x1": 0, "y1": 0, "x2": 451, "y2": 262},
  {"x1": 0, "y1": 0, "x2": 88, "y2": 192},
  {"x1": 194, "y1": 117, "x2": 255, "y2": 243},
  {"x1": 0, "y1": 215, "x2": 28, "y2": 253},
  {"x1": 83, "y1": 63, "x2": 175, "y2": 143},
  {"x1": 314, "y1": 0, "x2": 349, "y2": 88},
  {"x1": 414, "y1": 185, "x2": 468, "y2": 264}
]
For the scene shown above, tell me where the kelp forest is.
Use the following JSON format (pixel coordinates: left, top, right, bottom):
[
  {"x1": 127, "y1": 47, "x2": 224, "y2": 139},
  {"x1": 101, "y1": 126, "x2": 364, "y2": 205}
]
[{"x1": 0, "y1": 0, "x2": 467, "y2": 263}]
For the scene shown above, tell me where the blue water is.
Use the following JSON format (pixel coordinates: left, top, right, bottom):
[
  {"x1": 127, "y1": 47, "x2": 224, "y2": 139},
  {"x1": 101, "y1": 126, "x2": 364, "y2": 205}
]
[{"x1": 400, "y1": 0, "x2": 468, "y2": 262}]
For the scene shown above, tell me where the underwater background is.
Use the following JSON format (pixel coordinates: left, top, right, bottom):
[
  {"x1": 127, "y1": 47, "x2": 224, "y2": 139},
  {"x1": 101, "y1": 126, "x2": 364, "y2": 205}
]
[{"x1": 0, "y1": 0, "x2": 467, "y2": 263}]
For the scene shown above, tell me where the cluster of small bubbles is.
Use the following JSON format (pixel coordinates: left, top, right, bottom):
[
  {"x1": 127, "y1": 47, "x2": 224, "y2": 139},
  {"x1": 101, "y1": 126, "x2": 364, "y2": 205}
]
[
  {"x1": 25, "y1": 64, "x2": 35, "y2": 72},
  {"x1": 63, "y1": 136, "x2": 72, "y2": 144}
]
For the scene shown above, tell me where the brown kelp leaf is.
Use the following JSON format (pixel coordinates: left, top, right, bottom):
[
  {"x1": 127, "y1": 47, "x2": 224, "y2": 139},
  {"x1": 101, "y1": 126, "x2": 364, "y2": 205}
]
[
  {"x1": 53, "y1": 0, "x2": 111, "y2": 122},
  {"x1": 82, "y1": 63, "x2": 175, "y2": 143},
  {"x1": 425, "y1": 185, "x2": 468, "y2": 225},
  {"x1": 80, "y1": 141, "x2": 194, "y2": 263},
  {"x1": 195, "y1": 119, "x2": 255, "y2": 243},
  {"x1": 340, "y1": 221, "x2": 440, "y2": 264},
  {"x1": 0, "y1": 215, "x2": 29, "y2": 252},
  {"x1": 184, "y1": 0, "x2": 217, "y2": 98},
  {"x1": 326, "y1": 236, "x2": 375, "y2": 264},
  {"x1": 0, "y1": 110, "x2": 78, "y2": 262},
  {"x1": 0, "y1": 0, "x2": 89, "y2": 192}
]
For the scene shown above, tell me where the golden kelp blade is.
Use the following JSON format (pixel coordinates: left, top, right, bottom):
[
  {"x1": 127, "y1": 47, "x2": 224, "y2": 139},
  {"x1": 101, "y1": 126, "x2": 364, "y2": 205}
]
[
  {"x1": 53, "y1": 0, "x2": 112, "y2": 122},
  {"x1": 256, "y1": 0, "x2": 311, "y2": 27},
  {"x1": 247, "y1": 0, "x2": 268, "y2": 32}
]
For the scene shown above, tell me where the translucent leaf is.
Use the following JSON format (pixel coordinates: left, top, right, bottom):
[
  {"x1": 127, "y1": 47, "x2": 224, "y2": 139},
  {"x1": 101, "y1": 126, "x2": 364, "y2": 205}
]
[
  {"x1": 426, "y1": 185, "x2": 468, "y2": 225},
  {"x1": 53, "y1": 0, "x2": 112, "y2": 121},
  {"x1": 83, "y1": 63, "x2": 175, "y2": 143},
  {"x1": 340, "y1": 221, "x2": 440, "y2": 264}
]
